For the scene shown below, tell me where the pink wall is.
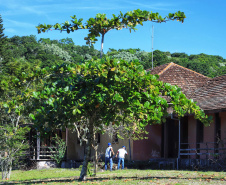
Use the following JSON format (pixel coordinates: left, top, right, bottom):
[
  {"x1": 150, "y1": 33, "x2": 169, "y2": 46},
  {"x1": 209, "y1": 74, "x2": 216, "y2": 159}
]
[
  {"x1": 188, "y1": 116, "x2": 197, "y2": 145},
  {"x1": 220, "y1": 112, "x2": 226, "y2": 141},
  {"x1": 132, "y1": 111, "x2": 226, "y2": 161},
  {"x1": 204, "y1": 113, "x2": 215, "y2": 159},
  {"x1": 187, "y1": 113, "x2": 226, "y2": 159},
  {"x1": 202, "y1": 113, "x2": 214, "y2": 159},
  {"x1": 204, "y1": 113, "x2": 215, "y2": 143},
  {"x1": 133, "y1": 125, "x2": 162, "y2": 160},
  {"x1": 187, "y1": 116, "x2": 197, "y2": 158}
]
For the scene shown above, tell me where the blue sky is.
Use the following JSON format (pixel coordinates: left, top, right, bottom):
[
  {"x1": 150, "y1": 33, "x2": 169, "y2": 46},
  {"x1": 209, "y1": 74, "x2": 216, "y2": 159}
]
[{"x1": 1, "y1": 0, "x2": 226, "y2": 58}]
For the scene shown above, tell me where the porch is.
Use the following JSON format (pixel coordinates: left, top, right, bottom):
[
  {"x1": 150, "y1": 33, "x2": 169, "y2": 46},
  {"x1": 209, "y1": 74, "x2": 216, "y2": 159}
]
[{"x1": 26, "y1": 146, "x2": 57, "y2": 160}]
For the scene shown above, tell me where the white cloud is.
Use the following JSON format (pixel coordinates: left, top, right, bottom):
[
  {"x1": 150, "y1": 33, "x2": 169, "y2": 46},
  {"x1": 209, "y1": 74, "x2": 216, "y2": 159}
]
[
  {"x1": 5, "y1": 28, "x2": 17, "y2": 33},
  {"x1": 21, "y1": 6, "x2": 44, "y2": 15},
  {"x1": 5, "y1": 19, "x2": 35, "y2": 28},
  {"x1": 0, "y1": 0, "x2": 124, "y2": 17}
]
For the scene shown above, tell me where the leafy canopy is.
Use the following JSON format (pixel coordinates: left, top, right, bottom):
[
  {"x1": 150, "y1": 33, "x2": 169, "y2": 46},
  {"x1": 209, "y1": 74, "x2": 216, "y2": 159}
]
[
  {"x1": 26, "y1": 58, "x2": 210, "y2": 134},
  {"x1": 36, "y1": 9, "x2": 186, "y2": 46}
]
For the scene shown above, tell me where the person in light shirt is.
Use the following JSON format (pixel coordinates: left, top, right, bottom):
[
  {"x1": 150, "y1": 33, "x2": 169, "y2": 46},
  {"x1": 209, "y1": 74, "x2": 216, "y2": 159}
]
[
  {"x1": 105, "y1": 143, "x2": 115, "y2": 171},
  {"x1": 115, "y1": 146, "x2": 127, "y2": 170}
]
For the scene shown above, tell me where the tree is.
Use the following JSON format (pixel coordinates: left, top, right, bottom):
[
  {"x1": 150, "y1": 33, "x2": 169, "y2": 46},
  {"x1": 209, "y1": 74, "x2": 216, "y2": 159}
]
[
  {"x1": 36, "y1": 9, "x2": 186, "y2": 58},
  {"x1": 0, "y1": 116, "x2": 30, "y2": 180},
  {"x1": 153, "y1": 50, "x2": 169, "y2": 66},
  {"x1": 24, "y1": 58, "x2": 210, "y2": 180},
  {"x1": 0, "y1": 14, "x2": 9, "y2": 65},
  {"x1": 40, "y1": 43, "x2": 72, "y2": 62},
  {"x1": 110, "y1": 51, "x2": 139, "y2": 61},
  {"x1": 0, "y1": 14, "x2": 7, "y2": 55},
  {"x1": 171, "y1": 52, "x2": 188, "y2": 58},
  {"x1": 107, "y1": 49, "x2": 154, "y2": 70},
  {"x1": 0, "y1": 45, "x2": 41, "y2": 180},
  {"x1": 0, "y1": 97, "x2": 30, "y2": 180}
]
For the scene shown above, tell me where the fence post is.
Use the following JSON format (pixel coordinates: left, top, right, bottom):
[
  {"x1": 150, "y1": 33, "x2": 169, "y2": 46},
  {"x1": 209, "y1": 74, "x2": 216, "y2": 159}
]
[{"x1": 37, "y1": 132, "x2": 40, "y2": 160}]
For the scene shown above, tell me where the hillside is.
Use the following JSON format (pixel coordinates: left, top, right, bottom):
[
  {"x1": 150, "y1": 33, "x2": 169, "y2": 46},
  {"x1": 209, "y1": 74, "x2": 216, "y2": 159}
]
[{"x1": 1, "y1": 35, "x2": 226, "y2": 79}]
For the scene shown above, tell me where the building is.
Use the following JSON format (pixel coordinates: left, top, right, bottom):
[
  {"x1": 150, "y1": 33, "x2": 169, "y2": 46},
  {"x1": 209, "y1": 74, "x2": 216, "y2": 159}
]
[{"x1": 27, "y1": 63, "x2": 226, "y2": 169}]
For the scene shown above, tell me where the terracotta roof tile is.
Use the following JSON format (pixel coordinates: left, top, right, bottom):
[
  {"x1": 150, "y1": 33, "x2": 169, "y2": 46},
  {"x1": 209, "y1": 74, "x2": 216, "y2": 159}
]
[
  {"x1": 191, "y1": 75, "x2": 226, "y2": 111},
  {"x1": 147, "y1": 62, "x2": 210, "y2": 97}
]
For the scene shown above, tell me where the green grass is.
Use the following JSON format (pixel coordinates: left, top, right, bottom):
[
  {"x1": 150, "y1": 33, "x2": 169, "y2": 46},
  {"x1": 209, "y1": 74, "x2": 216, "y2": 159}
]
[
  {"x1": 0, "y1": 168, "x2": 80, "y2": 183},
  {"x1": 0, "y1": 168, "x2": 225, "y2": 185}
]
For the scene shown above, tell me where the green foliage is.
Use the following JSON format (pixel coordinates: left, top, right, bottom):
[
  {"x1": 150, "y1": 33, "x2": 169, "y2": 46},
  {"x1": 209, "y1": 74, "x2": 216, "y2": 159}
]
[
  {"x1": 49, "y1": 134, "x2": 66, "y2": 166},
  {"x1": 171, "y1": 52, "x2": 188, "y2": 58},
  {"x1": 2, "y1": 34, "x2": 225, "y2": 80},
  {"x1": 0, "y1": 35, "x2": 101, "y2": 77},
  {"x1": 176, "y1": 53, "x2": 226, "y2": 77},
  {"x1": 0, "y1": 125, "x2": 30, "y2": 159},
  {"x1": 40, "y1": 43, "x2": 72, "y2": 62},
  {"x1": 0, "y1": 14, "x2": 8, "y2": 62},
  {"x1": 4, "y1": 58, "x2": 38, "y2": 77},
  {"x1": 37, "y1": 9, "x2": 185, "y2": 44},
  {"x1": 106, "y1": 49, "x2": 226, "y2": 77},
  {"x1": 108, "y1": 49, "x2": 153, "y2": 70},
  {"x1": 110, "y1": 51, "x2": 139, "y2": 62},
  {"x1": 26, "y1": 58, "x2": 209, "y2": 131},
  {"x1": 36, "y1": 9, "x2": 186, "y2": 57}
]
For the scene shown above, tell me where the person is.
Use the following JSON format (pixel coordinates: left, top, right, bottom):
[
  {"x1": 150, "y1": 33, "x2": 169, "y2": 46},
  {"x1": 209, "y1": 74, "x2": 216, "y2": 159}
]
[
  {"x1": 115, "y1": 146, "x2": 127, "y2": 170},
  {"x1": 105, "y1": 143, "x2": 115, "y2": 171}
]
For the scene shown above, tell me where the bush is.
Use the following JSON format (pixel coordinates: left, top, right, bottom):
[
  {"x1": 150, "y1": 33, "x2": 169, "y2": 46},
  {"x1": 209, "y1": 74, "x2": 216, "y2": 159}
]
[{"x1": 49, "y1": 134, "x2": 66, "y2": 167}]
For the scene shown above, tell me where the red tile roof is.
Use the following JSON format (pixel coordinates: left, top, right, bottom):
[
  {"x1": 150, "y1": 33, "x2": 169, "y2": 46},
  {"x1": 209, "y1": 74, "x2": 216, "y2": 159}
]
[
  {"x1": 147, "y1": 62, "x2": 210, "y2": 97},
  {"x1": 191, "y1": 75, "x2": 226, "y2": 111}
]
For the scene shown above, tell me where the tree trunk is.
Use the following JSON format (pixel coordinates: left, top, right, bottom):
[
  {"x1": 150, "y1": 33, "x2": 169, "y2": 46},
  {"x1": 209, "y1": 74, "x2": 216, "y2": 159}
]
[
  {"x1": 94, "y1": 147, "x2": 98, "y2": 175},
  {"x1": 7, "y1": 159, "x2": 12, "y2": 180},
  {"x1": 1, "y1": 158, "x2": 12, "y2": 180},
  {"x1": 79, "y1": 119, "x2": 94, "y2": 181},
  {"x1": 93, "y1": 133, "x2": 98, "y2": 176},
  {"x1": 1, "y1": 159, "x2": 5, "y2": 180},
  {"x1": 100, "y1": 34, "x2": 105, "y2": 58}
]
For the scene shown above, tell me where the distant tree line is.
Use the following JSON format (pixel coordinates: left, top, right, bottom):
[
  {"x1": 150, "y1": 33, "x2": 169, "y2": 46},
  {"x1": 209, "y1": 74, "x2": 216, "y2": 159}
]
[
  {"x1": 107, "y1": 48, "x2": 226, "y2": 78},
  {"x1": 1, "y1": 35, "x2": 226, "y2": 80}
]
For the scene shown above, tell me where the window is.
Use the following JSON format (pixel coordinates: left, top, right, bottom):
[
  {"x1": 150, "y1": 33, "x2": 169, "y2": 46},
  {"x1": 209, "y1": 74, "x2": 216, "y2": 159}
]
[
  {"x1": 196, "y1": 120, "x2": 204, "y2": 143},
  {"x1": 113, "y1": 134, "x2": 119, "y2": 143},
  {"x1": 215, "y1": 113, "x2": 221, "y2": 142},
  {"x1": 196, "y1": 120, "x2": 203, "y2": 159}
]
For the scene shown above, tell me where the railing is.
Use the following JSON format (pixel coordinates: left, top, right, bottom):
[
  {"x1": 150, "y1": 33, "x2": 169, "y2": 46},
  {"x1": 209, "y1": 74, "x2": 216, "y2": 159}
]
[
  {"x1": 180, "y1": 142, "x2": 226, "y2": 159},
  {"x1": 26, "y1": 146, "x2": 57, "y2": 160}
]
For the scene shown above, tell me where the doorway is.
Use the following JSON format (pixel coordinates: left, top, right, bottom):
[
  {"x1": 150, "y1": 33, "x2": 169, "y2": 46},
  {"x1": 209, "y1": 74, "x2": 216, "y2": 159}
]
[{"x1": 162, "y1": 117, "x2": 188, "y2": 158}]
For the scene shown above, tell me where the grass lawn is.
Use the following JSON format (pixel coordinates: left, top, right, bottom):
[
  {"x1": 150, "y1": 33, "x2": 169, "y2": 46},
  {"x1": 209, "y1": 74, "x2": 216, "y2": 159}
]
[{"x1": 0, "y1": 168, "x2": 225, "y2": 185}]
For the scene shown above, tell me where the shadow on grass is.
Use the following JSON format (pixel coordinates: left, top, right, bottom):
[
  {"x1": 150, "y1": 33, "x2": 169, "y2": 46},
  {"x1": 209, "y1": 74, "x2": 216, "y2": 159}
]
[{"x1": 1, "y1": 175, "x2": 225, "y2": 184}]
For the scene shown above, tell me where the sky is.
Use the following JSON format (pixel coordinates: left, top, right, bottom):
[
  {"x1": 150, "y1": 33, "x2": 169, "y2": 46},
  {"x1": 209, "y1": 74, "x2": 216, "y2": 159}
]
[{"x1": 0, "y1": 0, "x2": 226, "y2": 58}]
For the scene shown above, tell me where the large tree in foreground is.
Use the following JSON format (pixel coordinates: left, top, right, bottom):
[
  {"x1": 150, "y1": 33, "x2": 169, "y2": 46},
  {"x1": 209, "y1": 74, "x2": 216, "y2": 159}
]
[
  {"x1": 36, "y1": 9, "x2": 186, "y2": 57},
  {"x1": 25, "y1": 58, "x2": 211, "y2": 180}
]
